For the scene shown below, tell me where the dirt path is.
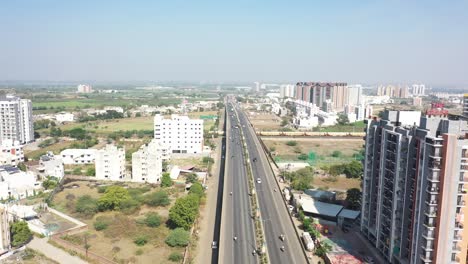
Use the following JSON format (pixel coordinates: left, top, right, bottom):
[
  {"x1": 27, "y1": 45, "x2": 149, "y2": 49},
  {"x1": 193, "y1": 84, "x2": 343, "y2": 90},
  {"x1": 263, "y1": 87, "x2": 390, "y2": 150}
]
[{"x1": 28, "y1": 237, "x2": 87, "y2": 264}]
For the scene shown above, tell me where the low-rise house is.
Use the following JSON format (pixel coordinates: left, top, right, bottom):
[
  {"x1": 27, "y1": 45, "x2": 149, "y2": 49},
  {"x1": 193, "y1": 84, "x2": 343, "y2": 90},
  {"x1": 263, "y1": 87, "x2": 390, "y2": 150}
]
[
  {"x1": 0, "y1": 166, "x2": 40, "y2": 200},
  {"x1": 0, "y1": 140, "x2": 24, "y2": 167},
  {"x1": 55, "y1": 112, "x2": 74, "y2": 123},
  {"x1": 39, "y1": 153, "x2": 64, "y2": 179},
  {"x1": 60, "y1": 149, "x2": 96, "y2": 165}
]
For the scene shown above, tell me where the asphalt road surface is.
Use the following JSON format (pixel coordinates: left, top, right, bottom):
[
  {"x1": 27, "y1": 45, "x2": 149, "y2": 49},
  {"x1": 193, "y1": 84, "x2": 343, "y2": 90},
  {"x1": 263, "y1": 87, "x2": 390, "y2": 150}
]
[
  {"x1": 220, "y1": 104, "x2": 258, "y2": 264},
  {"x1": 237, "y1": 107, "x2": 308, "y2": 264}
]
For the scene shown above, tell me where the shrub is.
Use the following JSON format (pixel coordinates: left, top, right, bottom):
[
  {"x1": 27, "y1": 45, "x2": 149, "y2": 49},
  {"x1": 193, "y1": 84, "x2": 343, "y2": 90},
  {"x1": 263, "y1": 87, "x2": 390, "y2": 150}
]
[
  {"x1": 165, "y1": 228, "x2": 190, "y2": 247},
  {"x1": 189, "y1": 182, "x2": 204, "y2": 199},
  {"x1": 298, "y1": 154, "x2": 308, "y2": 160},
  {"x1": 145, "y1": 212, "x2": 162, "y2": 228},
  {"x1": 168, "y1": 252, "x2": 183, "y2": 262},
  {"x1": 185, "y1": 173, "x2": 198, "y2": 183},
  {"x1": 75, "y1": 195, "x2": 98, "y2": 216},
  {"x1": 286, "y1": 140, "x2": 297, "y2": 146},
  {"x1": 134, "y1": 235, "x2": 148, "y2": 246},
  {"x1": 135, "y1": 249, "x2": 144, "y2": 255},
  {"x1": 144, "y1": 191, "x2": 170, "y2": 207},
  {"x1": 94, "y1": 220, "x2": 108, "y2": 231},
  {"x1": 331, "y1": 151, "x2": 342, "y2": 158},
  {"x1": 86, "y1": 167, "x2": 95, "y2": 176}
]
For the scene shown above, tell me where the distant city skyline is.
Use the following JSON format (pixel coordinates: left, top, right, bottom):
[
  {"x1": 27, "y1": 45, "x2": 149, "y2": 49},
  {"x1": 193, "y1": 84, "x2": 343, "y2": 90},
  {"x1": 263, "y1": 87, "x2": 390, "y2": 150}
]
[{"x1": 1, "y1": 1, "x2": 467, "y2": 87}]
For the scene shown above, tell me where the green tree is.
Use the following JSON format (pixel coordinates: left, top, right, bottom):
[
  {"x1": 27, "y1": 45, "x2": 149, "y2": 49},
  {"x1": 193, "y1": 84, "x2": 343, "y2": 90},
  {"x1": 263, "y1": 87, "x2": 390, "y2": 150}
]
[
  {"x1": 72, "y1": 167, "x2": 82, "y2": 175},
  {"x1": 315, "y1": 241, "x2": 332, "y2": 257},
  {"x1": 145, "y1": 190, "x2": 170, "y2": 207},
  {"x1": 75, "y1": 195, "x2": 99, "y2": 216},
  {"x1": 144, "y1": 212, "x2": 162, "y2": 227},
  {"x1": 42, "y1": 177, "x2": 58, "y2": 190},
  {"x1": 165, "y1": 228, "x2": 190, "y2": 247},
  {"x1": 337, "y1": 114, "x2": 350, "y2": 125},
  {"x1": 161, "y1": 172, "x2": 173, "y2": 187},
  {"x1": 98, "y1": 186, "x2": 131, "y2": 211},
  {"x1": 202, "y1": 156, "x2": 214, "y2": 165},
  {"x1": 298, "y1": 153, "x2": 308, "y2": 160},
  {"x1": 66, "y1": 128, "x2": 87, "y2": 140},
  {"x1": 189, "y1": 182, "x2": 204, "y2": 198},
  {"x1": 346, "y1": 188, "x2": 362, "y2": 210},
  {"x1": 10, "y1": 221, "x2": 32, "y2": 247},
  {"x1": 331, "y1": 151, "x2": 342, "y2": 158},
  {"x1": 17, "y1": 163, "x2": 27, "y2": 172},
  {"x1": 185, "y1": 173, "x2": 198, "y2": 183},
  {"x1": 86, "y1": 167, "x2": 95, "y2": 176},
  {"x1": 169, "y1": 195, "x2": 200, "y2": 230},
  {"x1": 343, "y1": 160, "x2": 363, "y2": 178}
]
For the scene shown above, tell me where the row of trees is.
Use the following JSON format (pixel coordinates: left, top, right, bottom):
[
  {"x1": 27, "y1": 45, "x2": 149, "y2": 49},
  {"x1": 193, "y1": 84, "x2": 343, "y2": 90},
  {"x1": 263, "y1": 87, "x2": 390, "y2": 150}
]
[
  {"x1": 321, "y1": 160, "x2": 363, "y2": 179},
  {"x1": 77, "y1": 110, "x2": 124, "y2": 122}
]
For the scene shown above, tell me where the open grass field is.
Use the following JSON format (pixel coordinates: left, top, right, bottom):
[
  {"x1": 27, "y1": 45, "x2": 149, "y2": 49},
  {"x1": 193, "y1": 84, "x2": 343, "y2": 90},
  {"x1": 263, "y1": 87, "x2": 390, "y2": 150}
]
[
  {"x1": 262, "y1": 137, "x2": 363, "y2": 164},
  {"x1": 52, "y1": 181, "x2": 186, "y2": 264},
  {"x1": 25, "y1": 140, "x2": 77, "y2": 160}
]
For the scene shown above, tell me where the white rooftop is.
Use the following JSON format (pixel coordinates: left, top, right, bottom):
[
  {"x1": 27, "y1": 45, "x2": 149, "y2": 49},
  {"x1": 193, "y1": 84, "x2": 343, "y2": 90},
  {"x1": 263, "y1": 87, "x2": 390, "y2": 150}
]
[{"x1": 301, "y1": 200, "x2": 343, "y2": 218}]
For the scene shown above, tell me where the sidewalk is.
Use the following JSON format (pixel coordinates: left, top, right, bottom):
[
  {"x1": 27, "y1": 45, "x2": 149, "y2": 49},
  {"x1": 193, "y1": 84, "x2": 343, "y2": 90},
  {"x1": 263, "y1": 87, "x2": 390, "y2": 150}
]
[{"x1": 28, "y1": 237, "x2": 87, "y2": 264}]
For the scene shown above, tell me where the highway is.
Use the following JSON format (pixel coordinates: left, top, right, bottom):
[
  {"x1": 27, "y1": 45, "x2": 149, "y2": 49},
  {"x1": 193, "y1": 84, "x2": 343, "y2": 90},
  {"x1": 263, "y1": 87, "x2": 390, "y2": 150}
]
[
  {"x1": 236, "y1": 106, "x2": 308, "y2": 264},
  {"x1": 220, "y1": 104, "x2": 258, "y2": 264}
]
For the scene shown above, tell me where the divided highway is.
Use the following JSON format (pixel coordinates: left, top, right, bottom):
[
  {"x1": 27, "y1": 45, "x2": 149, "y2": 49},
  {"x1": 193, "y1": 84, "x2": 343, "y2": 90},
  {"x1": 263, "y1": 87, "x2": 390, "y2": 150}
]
[
  {"x1": 219, "y1": 104, "x2": 258, "y2": 264},
  {"x1": 237, "y1": 107, "x2": 308, "y2": 264}
]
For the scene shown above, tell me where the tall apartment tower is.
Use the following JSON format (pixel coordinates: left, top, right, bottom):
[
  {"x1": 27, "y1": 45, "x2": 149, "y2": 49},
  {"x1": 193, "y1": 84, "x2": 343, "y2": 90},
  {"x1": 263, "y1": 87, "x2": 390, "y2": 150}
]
[
  {"x1": 361, "y1": 110, "x2": 468, "y2": 263},
  {"x1": 95, "y1": 144, "x2": 126, "y2": 181},
  {"x1": 154, "y1": 114, "x2": 204, "y2": 154},
  {"x1": 0, "y1": 95, "x2": 34, "y2": 144},
  {"x1": 0, "y1": 206, "x2": 10, "y2": 255},
  {"x1": 132, "y1": 139, "x2": 163, "y2": 184},
  {"x1": 295, "y1": 82, "x2": 348, "y2": 111},
  {"x1": 463, "y1": 94, "x2": 468, "y2": 119}
]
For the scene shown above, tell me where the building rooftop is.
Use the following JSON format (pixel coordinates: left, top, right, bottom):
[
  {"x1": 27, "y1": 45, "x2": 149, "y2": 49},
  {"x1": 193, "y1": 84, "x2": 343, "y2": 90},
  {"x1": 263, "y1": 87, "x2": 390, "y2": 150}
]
[
  {"x1": 301, "y1": 200, "x2": 343, "y2": 218},
  {"x1": 338, "y1": 209, "x2": 360, "y2": 220}
]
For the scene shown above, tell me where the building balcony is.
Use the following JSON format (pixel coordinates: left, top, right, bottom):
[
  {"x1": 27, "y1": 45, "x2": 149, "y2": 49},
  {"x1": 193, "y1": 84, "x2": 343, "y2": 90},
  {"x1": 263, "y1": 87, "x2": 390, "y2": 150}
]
[
  {"x1": 428, "y1": 173, "x2": 440, "y2": 182},
  {"x1": 422, "y1": 230, "x2": 435, "y2": 240},
  {"x1": 457, "y1": 200, "x2": 466, "y2": 207},
  {"x1": 420, "y1": 254, "x2": 433, "y2": 263},
  {"x1": 423, "y1": 221, "x2": 437, "y2": 229},
  {"x1": 425, "y1": 200, "x2": 438, "y2": 206},
  {"x1": 455, "y1": 222, "x2": 464, "y2": 230},
  {"x1": 453, "y1": 234, "x2": 462, "y2": 241},
  {"x1": 422, "y1": 243, "x2": 434, "y2": 251},
  {"x1": 427, "y1": 187, "x2": 440, "y2": 194},
  {"x1": 424, "y1": 210, "x2": 437, "y2": 217},
  {"x1": 452, "y1": 245, "x2": 462, "y2": 252}
]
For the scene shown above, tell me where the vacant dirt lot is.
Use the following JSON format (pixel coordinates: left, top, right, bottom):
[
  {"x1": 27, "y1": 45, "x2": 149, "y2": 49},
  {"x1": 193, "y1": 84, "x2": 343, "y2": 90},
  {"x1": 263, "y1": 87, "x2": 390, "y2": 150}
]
[
  {"x1": 247, "y1": 112, "x2": 283, "y2": 130},
  {"x1": 263, "y1": 137, "x2": 363, "y2": 162}
]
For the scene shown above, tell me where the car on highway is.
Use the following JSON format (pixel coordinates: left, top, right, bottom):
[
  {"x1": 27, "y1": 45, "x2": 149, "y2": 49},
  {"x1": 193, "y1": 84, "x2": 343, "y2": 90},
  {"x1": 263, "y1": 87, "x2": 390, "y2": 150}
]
[
  {"x1": 257, "y1": 178, "x2": 262, "y2": 184},
  {"x1": 211, "y1": 241, "x2": 218, "y2": 249}
]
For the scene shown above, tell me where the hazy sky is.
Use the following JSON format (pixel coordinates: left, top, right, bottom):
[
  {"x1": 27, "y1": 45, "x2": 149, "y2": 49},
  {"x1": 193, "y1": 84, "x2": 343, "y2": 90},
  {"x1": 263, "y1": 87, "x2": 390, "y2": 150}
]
[{"x1": 1, "y1": 0, "x2": 467, "y2": 86}]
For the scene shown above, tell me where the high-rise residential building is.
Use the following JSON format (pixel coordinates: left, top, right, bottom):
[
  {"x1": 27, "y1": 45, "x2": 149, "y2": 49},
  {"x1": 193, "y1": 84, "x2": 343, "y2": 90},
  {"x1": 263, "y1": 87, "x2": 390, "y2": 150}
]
[
  {"x1": 377, "y1": 85, "x2": 409, "y2": 98},
  {"x1": 0, "y1": 205, "x2": 10, "y2": 255},
  {"x1": 295, "y1": 82, "x2": 348, "y2": 111},
  {"x1": 412, "y1": 84, "x2": 426, "y2": 96},
  {"x1": 95, "y1": 144, "x2": 126, "y2": 181},
  {"x1": 0, "y1": 95, "x2": 34, "y2": 145},
  {"x1": 347, "y1": 84, "x2": 363, "y2": 106},
  {"x1": 463, "y1": 94, "x2": 468, "y2": 118},
  {"x1": 132, "y1": 139, "x2": 163, "y2": 184},
  {"x1": 280, "y1": 84, "x2": 296, "y2": 98},
  {"x1": 361, "y1": 109, "x2": 468, "y2": 263},
  {"x1": 77, "y1": 84, "x2": 93, "y2": 93},
  {"x1": 154, "y1": 114, "x2": 204, "y2": 154}
]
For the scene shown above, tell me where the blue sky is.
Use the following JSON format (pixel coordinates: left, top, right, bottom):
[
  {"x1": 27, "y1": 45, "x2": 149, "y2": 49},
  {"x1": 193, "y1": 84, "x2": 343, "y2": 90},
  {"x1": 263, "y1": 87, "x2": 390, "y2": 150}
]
[{"x1": 1, "y1": 0, "x2": 467, "y2": 86}]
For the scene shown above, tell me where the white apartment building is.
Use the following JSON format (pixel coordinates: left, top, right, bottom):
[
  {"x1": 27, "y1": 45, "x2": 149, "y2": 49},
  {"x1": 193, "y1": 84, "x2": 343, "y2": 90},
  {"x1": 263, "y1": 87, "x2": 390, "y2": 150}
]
[
  {"x1": 0, "y1": 206, "x2": 10, "y2": 255},
  {"x1": 77, "y1": 84, "x2": 93, "y2": 93},
  {"x1": 132, "y1": 139, "x2": 163, "y2": 184},
  {"x1": 0, "y1": 95, "x2": 34, "y2": 145},
  {"x1": 280, "y1": 84, "x2": 296, "y2": 98},
  {"x1": 60, "y1": 149, "x2": 96, "y2": 165},
  {"x1": 346, "y1": 84, "x2": 363, "y2": 106},
  {"x1": 412, "y1": 83, "x2": 426, "y2": 96},
  {"x1": 95, "y1": 145, "x2": 126, "y2": 181},
  {"x1": 55, "y1": 112, "x2": 74, "y2": 123},
  {"x1": 154, "y1": 114, "x2": 204, "y2": 154},
  {"x1": 0, "y1": 140, "x2": 24, "y2": 166}
]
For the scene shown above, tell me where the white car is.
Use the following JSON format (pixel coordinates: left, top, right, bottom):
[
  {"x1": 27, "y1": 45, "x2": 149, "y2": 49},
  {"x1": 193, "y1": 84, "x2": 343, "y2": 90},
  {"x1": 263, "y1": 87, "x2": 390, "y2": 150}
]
[{"x1": 257, "y1": 178, "x2": 262, "y2": 184}]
